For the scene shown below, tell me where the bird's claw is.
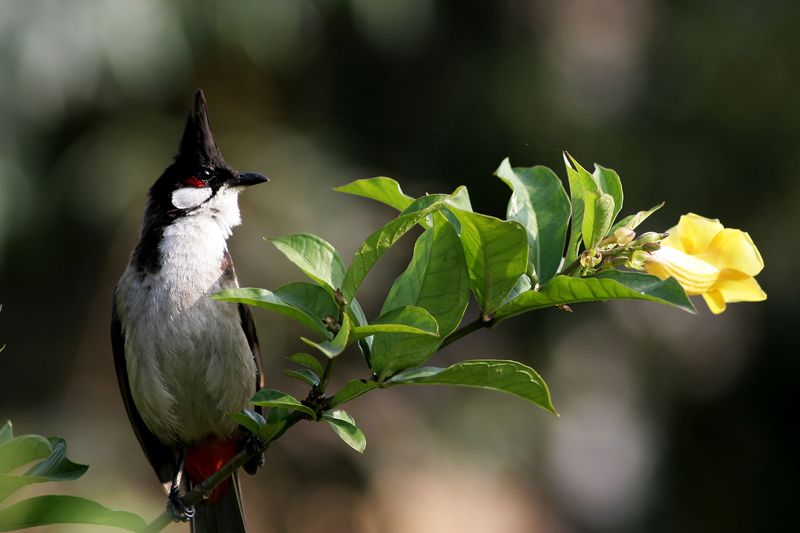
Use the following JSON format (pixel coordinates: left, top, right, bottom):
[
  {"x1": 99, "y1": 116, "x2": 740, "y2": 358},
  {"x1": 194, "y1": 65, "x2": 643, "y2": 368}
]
[
  {"x1": 245, "y1": 433, "x2": 267, "y2": 467},
  {"x1": 167, "y1": 485, "x2": 195, "y2": 523}
]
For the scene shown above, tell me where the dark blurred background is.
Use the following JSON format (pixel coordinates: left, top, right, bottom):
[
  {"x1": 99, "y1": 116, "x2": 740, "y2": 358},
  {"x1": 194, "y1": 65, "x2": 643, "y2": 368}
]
[{"x1": 0, "y1": 1, "x2": 796, "y2": 532}]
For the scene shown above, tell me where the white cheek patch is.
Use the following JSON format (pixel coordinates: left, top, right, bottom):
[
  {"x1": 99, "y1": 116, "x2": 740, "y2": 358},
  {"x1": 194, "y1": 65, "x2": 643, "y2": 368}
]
[{"x1": 171, "y1": 187, "x2": 213, "y2": 209}]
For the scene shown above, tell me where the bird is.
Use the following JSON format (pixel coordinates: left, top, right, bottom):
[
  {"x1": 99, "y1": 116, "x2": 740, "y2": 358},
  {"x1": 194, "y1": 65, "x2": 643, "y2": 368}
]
[{"x1": 112, "y1": 89, "x2": 267, "y2": 532}]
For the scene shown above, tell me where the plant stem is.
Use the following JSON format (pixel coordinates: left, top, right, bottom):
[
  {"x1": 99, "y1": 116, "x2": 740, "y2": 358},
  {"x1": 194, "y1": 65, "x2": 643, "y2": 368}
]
[
  {"x1": 559, "y1": 258, "x2": 581, "y2": 277},
  {"x1": 439, "y1": 317, "x2": 489, "y2": 351},
  {"x1": 317, "y1": 357, "x2": 336, "y2": 394}
]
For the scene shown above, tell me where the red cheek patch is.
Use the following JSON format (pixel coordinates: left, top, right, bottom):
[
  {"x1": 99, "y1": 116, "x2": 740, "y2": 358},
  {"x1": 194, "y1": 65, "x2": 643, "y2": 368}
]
[{"x1": 183, "y1": 176, "x2": 206, "y2": 188}]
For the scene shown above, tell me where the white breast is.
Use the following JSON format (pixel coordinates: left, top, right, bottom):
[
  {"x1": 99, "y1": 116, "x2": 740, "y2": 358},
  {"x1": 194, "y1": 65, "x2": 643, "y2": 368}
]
[{"x1": 116, "y1": 187, "x2": 257, "y2": 446}]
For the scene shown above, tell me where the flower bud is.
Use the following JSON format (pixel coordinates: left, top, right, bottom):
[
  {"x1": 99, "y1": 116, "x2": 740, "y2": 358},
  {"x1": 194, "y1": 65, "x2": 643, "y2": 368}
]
[
  {"x1": 608, "y1": 256, "x2": 628, "y2": 267},
  {"x1": 580, "y1": 249, "x2": 602, "y2": 268},
  {"x1": 613, "y1": 227, "x2": 636, "y2": 245},
  {"x1": 630, "y1": 232, "x2": 662, "y2": 246},
  {"x1": 626, "y1": 250, "x2": 651, "y2": 270},
  {"x1": 334, "y1": 288, "x2": 348, "y2": 307},
  {"x1": 642, "y1": 242, "x2": 661, "y2": 252}
]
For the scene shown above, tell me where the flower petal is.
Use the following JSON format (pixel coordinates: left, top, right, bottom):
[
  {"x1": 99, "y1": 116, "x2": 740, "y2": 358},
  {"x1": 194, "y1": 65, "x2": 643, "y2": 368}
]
[
  {"x1": 702, "y1": 290, "x2": 727, "y2": 314},
  {"x1": 699, "y1": 228, "x2": 764, "y2": 276},
  {"x1": 712, "y1": 272, "x2": 768, "y2": 303},
  {"x1": 672, "y1": 213, "x2": 724, "y2": 255},
  {"x1": 644, "y1": 246, "x2": 719, "y2": 295}
]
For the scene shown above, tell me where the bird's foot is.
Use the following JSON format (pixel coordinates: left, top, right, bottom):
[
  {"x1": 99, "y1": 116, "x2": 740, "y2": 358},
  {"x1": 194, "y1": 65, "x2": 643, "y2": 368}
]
[
  {"x1": 245, "y1": 433, "x2": 267, "y2": 467},
  {"x1": 166, "y1": 485, "x2": 195, "y2": 523}
]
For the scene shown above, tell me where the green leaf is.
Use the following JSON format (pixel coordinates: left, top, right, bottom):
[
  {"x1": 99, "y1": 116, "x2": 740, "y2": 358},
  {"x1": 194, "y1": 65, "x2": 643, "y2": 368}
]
[
  {"x1": 449, "y1": 208, "x2": 528, "y2": 319},
  {"x1": 348, "y1": 298, "x2": 373, "y2": 353},
  {"x1": 564, "y1": 152, "x2": 600, "y2": 265},
  {"x1": 327, "y1": 379, "x2": 381, "y2": 409},
  {"x1": 350, "y1": 305, "x2": 439, "y2": 343},
  {"x1": 593, "y1": 164, "x2": 624, "y2": 223},
  {"x1": 446, "y1": 186, "x2": 473, "y2": 213},
  {"x1": 384, "y1": 366, "x2": 444, "y2": 384},
  {"x1": 0, "y1": 495, "x2": 147, "y2": 532},
  {"x1": 266, "y1": 233, "x2": 347, "y2": 295},
  {"x1": 0, "y1": 422, "x2": 11, "y2": 446},
  {"x1": 0, "y1": 476, "x2": 44, "y2": 504},
  {"x1": 503, "y1": 274, "x2": 532, "y2": 306},
  {"x1": 321, "y1": 411, "x2": 366, "y2": 453},
  {"x1": 213, "y1": 287, "x2": 331, "y2": 341},
  {"x1": 283, "y1": 353, "x2": 324, "y2": 377},
  {"x1": 440, "y1": 187, "x2": 473, "y2": 234},
  {"x1": 229, "y1": 410, "x2": 285, "y2": 443},
  {"x1": 0, "y1": 438, "x2": 88, "y2": 503},
  {"x1": 495, "y1": 159, "x2": 571, "y2": 286},
  {"x1": 228, "y1": 410, "x2": 266, "y2": 437},
  {"x1": 284, "y1": 368, "x2": 320, "y2": 387},
  {"x1": 301, "y1": 314, "x2": 351, "y2": 359},
  {"x1": 273, "y1": 281, "x2": 338, "y2": 324},
  {"x1": 610, "y1": 202, "x2": 664, "y2": 234},
  {"x1": 251, "y1": 390, "x2": 316, "y2": 419},
  {"x1": 266, "y1": 407, "x2": 291, "y2": 424},
  {"x1": 263, "y1": 407, "x2": 292, "y2": 441},
  {"x1": 0, "y1": 435, "x2": 51, "y2": 475},
  {"x1": 258, "y1": 422, "x2": 288, "y2": 443},
  {"x1": 346, "y1": 299, "x2": 374, "y2": 369},
  {"x1": 495, "y1": 270, "x2": 696, "y2": 321},
  {"x1": 340, "y1": 197, "x2": 449, "y2": 302},
  {"x1": 581, "y1": 192, "x2": 616, "y2": 249},
  {"x1": 334, "y1": 177, "x2": 415, "y2": 211},
  {"x1": 370, "y1": 220, "x2": 470, "y2": 381},
  {"x1": 25, "y1": 438, "x2": 87, "y2": 482},
  {"x1": 402, "y1": 360, "x2": 557, "y2": 415}
]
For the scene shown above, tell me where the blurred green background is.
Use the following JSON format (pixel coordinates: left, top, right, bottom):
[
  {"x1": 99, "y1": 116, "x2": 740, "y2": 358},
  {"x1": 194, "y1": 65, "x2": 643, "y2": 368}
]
[{"x1": 0, "y1": 1, "x2": 796, "y2": 532}]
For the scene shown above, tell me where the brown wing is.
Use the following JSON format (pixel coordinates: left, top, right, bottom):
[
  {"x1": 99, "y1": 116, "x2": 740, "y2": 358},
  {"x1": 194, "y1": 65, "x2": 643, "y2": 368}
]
[
  {"x1": 238, "y1": 302, "x2": 264, "y2": 393},
  {"x1": 112, "y1": 293, "x2": 178, "y2": 486},
  {"x1": 238, "y1": 301, "x2": 265, "y2": 477}
]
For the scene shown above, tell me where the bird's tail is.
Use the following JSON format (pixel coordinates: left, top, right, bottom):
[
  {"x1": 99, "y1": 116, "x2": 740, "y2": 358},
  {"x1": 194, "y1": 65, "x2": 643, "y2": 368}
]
[{"x1": 190, "y1": 470, "x2": 248, "y2": 533}]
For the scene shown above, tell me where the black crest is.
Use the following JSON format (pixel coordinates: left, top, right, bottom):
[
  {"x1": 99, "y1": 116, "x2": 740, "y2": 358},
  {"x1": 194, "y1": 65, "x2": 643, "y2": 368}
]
[{"x1": 175, "y1": 89, "x2": 227, "y2": 169}]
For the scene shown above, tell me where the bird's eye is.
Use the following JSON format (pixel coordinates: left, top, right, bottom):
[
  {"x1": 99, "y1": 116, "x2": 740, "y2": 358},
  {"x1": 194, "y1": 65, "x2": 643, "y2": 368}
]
[{"x1": 182, "y1": 176, "x2": 206, "y2": 188}]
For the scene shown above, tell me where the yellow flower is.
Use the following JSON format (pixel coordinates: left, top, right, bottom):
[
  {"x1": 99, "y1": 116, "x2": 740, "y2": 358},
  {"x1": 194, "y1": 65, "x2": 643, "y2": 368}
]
[{"x1": 644, "y1": 213, "x2": 766, "y2": 314}]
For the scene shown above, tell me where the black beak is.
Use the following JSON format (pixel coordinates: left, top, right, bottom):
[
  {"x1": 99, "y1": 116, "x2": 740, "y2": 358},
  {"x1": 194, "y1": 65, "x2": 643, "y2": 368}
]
[{"x1": 226, "y1": 172, "x2": 269, "y2": 187}]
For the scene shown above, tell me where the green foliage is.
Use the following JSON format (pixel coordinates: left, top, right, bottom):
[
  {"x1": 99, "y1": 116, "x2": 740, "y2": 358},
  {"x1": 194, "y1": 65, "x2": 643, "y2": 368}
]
[
  {"x1": 285, "y1": 368, "x2": 320, "y2": 387},
  {"x1": 266, "y1": 234, "x2": 346, "y2": 296},
  {"x1": 495, "y1": 159, "x2": 570, "y2": 286},
  {"x1": 610, "y1": 202, "x2": 664, "y2": 234},
  {"x1": 229, "y1": 410, "x2": 286, "y2": 443},
  {"x1": 213, "y1": 286, "x2": 333, "y2": 341},
  {"x1": 450, "y1": 208, "x2": 529, "y2": 320},
  {"x1": 340, "y1": 197, "x2": 452, "y2": 302},
  {"x1": 350, "y1": 305, "x2": 440, "y2": 343},
  {"x1": 582, "y1": 192, "x2": 616, "y2": 250},
  {"x1": 302, "y1": 313, "x2": 351, "y2": 359},
  {"x1": 0, "y1": 421, "x2": 145, "y2": 531},
  {"x1": 216, "y1": 154, "x2": 696, "y2": 457},
  {"x1": 496, "y1": 270, "x2": 695, "y2": 321},
  {"x1": 370, "y1": 218, "x2": 469, "y2": 381},
  {"x1": 284, "y1": 353, "x2": 324, "y2": 376},
  {"x1": 0, "y1": 496, "x2": 146, "y2": 532},
  {"x1": 388, "y1": 360, "x2": 557, "y2": 415},
  {"x1": 251, "y1": 390, "x2": 317, "y2": 419},
  {"x1": 321, "y1": 411, "x2": 366, "y2": 453}
]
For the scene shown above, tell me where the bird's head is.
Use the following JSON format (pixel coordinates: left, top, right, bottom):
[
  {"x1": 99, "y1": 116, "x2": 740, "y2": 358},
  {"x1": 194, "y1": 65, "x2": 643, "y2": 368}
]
[{"x1": 146, "y1": 90, "x2": 268, "y2": 221}]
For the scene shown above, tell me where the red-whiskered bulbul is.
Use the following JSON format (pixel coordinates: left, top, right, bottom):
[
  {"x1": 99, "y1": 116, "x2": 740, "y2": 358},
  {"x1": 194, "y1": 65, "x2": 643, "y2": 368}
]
[{"x1": 112, "y1": 90, "x2": 267, "y2": 532}]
